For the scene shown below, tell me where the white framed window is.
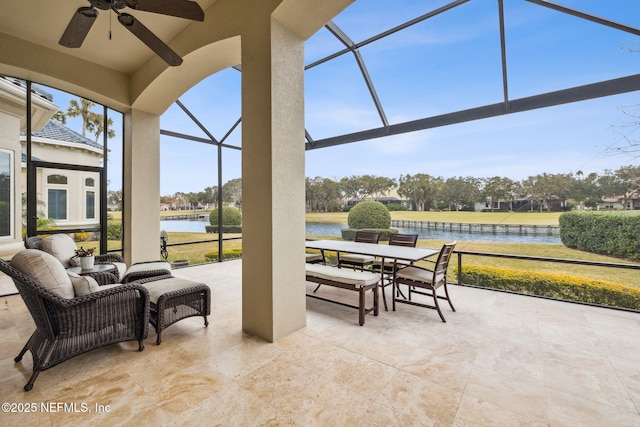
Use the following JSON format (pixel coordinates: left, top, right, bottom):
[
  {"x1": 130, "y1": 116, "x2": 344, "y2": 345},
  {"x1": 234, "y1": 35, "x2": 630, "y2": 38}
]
[
  {"x1": 85, "y1": 177, "x2": 96, "y2": 220},
  {"x1": 0, "y1": 149, "x2": 13, "y2": 239},
  {"x1": 47, "y1": 174, "x2": 68, "y2": 220}
]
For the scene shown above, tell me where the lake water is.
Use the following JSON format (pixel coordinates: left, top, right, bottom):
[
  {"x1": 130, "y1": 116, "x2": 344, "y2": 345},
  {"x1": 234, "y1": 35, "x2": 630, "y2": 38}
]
[
  {"x1": 161, "y1": 219, "x2": 562, "y2": 244},
  {"x1": 161, "y1": 219, "x2": 211, "y2": 233}
]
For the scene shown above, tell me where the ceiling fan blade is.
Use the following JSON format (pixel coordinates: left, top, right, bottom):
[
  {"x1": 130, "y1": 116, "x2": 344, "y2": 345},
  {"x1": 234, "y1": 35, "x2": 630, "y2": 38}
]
[
  {"x1": 59, "y1": 7, "x2": 98, "y2": 48},
  {"x1": 118, "y1": 13, "x2": 183, "y2": 66},
  {"x1": 125, "y1": 0, "x2": 205, "y2": 21}
]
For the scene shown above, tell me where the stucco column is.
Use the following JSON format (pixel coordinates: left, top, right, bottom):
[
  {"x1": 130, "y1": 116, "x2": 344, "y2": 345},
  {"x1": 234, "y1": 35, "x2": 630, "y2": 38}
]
[
  {"x1": 241, "y1": 17, "x2": 306, "y2": 341},
  {"x1": 0, "y1": 111, "x2": 24, "y2": 257},
  {"x1": 123, "y1": 109, "x2": 161, "y2": 265}
]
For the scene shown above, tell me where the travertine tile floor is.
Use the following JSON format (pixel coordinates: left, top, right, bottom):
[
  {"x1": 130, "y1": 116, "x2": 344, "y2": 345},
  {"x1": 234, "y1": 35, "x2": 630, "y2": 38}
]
[{"x1": 1, "y1": 259, "x2": 639, "y2": 426}]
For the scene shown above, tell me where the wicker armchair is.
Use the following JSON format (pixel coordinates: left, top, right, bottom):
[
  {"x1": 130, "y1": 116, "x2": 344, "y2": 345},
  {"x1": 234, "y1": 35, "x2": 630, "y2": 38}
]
[
  {"x1": 25, "y1": 235, "x2": 126, "y2": 283},
  {"x1": 25, "y1": 234, "x2": 171, "y2": 284},
  {"x1": 0, "y1": 251, "x2": 149, "y2": 391},
  {"x1": 25, "y1": 234, "x2": 126, "y2": 264}
]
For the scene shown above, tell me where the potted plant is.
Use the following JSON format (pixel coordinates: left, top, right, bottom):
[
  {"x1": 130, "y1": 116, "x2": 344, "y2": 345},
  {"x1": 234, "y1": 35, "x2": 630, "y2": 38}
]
[{"x1": 75, "y1": 247, "x2": 95, "y2": 270}]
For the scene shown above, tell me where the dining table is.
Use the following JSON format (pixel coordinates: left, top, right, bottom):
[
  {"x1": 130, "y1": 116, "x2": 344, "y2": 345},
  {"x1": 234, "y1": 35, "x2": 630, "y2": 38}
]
[{"x1": 305, "y1": 239, "x2": 439, "y2": 310}]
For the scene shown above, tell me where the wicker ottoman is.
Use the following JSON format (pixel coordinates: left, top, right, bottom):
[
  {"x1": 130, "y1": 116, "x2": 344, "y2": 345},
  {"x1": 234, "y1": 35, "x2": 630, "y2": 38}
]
[{"x1": 137, "y1": 276, "x2": 211, "y2": 344}]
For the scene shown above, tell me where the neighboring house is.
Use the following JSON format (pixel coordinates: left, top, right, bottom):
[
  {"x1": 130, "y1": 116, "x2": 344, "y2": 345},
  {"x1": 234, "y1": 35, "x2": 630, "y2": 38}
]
[
  {"x1": 346, "y1": 196, "x2": 409, "y2": 208},
  {"x1": 0, "y1": 76, "x2": 103, "y2": 258},
  {"x1": 596, "y1": 195, "x2": 640, "y2": 211},
  {"x1": 346, "y1": 187, "x2": 411, "y2": 209},
  {"x1": 0, "y1": 76, "x2": 57, "y2": 257},
  {"x1": 20, "y1": 119, "x2": 103, "y2": 230}
]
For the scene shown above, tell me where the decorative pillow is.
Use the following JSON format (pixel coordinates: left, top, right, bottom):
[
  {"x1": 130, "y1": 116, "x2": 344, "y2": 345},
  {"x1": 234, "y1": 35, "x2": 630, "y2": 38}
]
[
  {"x1": 39, "y1": 234, "x2": 78, "y2": 268},
  {"x1": 68, "y1": 272, "x2": 100, "y2": 297},
  {"x1": 112, "y1": 262, "x2": 128, "y2": 281},
  {"x1": 10, "y1": 249, "x2": 75, "y2": 299},
  {"x1": 69, "y1": 255, "x2": 81, "y2": 267}
]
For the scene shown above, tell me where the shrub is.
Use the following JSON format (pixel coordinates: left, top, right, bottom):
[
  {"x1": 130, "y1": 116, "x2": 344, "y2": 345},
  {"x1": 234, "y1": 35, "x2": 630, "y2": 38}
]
[
  {"x1": 74, "y1": 231, "x2": 90, "y2": 242},
  {"x1": 204, "y1": 248, "x2": 243, "y2": 261},
  {"x1": 106, "y1": 221, "x2": 122, "y2": 240},
  {"x1": 209, "y1": 206, "x2": 242, "y2": 226},
  {"x1": 386, "y1": 203, "x2": 406, "y2": 211},
  {"x1": 559, "y1": 211, "x2": 640, "y2": 261},
  {"x1": 205, "y1": 225, "x2": 242, "y2": 233},
  {"x1": 457, "y1": 264, "x2": 640, "y2": 310},
  {"x1": 347, "y1": 201, "x2": 391, "y2": 229}
]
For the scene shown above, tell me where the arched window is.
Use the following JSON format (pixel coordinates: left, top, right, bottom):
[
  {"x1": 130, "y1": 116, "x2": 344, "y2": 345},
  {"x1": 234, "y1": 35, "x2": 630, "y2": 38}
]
[
  {"x1": 85, "y1": 177, "x2": 96, "y2": 219},
  {"x1": 47, "y1": 174, "x2": 68, "y2": 185}
]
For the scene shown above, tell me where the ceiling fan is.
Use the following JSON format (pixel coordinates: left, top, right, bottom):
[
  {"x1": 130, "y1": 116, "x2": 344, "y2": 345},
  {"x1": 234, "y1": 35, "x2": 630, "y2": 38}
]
[{"x1": 59, "y1": 0, "x2": 205, "y2": 66}]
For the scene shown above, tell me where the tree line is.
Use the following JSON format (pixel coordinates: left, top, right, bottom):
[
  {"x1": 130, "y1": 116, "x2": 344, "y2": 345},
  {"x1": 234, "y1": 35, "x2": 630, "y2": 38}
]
[
  {"x1": 106, "y1": 166, "x2": 639, "y2": 214},
  {"x1": 159, "y1": 178, "x2": 242, "y2": 210},
  {"x1": 306, "y1": 165, "x2": 640, "y2": 213},
  {"x1": 108, "y1": 167, "x2": 640, "y2": 216}
]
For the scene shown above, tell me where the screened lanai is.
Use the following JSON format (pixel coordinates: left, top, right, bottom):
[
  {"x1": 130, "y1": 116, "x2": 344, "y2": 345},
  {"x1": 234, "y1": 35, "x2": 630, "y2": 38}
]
[
  {"x1": 1, "y1": 2, "x2": 640, "y2": 425},
  {"x1": 1, "y1": 0, "x2": 639, "y2": 340}
]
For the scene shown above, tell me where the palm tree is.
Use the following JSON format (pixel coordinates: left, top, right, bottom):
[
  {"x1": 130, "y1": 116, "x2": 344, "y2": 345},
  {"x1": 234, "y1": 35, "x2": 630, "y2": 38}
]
[
  {"x1": 91, "y1": 115, "x2": 115, "y2": 143},
  {"x1": 58, "y1": 97, "x2": 116, "y2": 143},
  {"x1": 65, "y1": 98, "x2": 98, "y2": 137}
]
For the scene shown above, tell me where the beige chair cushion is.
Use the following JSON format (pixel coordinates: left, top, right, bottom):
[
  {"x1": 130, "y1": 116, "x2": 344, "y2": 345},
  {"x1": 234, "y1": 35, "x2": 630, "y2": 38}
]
[
  {"x1": 339, "y1": 254, "x2": 376, "y2": 264},
  {"x1": 11, "y1": 249, "x2": 75, "y2": 299},
  {"x1": 305, "y1": 253, "x2": 323, "y2": 263},
  {"x1": 139, "y1": 277, "x2": 203, "y2": 304},
  {"x1": 396, "y1": 266, "x2": 444, "y2": 287},
  {"x1": 39, "y1": 234, "x2": 78, "y2": 268},
  {"x1": 68, "y1": 271, "x2": 100, "y2": 297},
  {"x1": 373, "y1": 259, "x2": 411, "y2": 269},
  {"x1": 305, "y1": 263, "x2": 380, "y2": 288},
  {"x1": 123, "y1": 261, "x2": 171, "y2": 280}
]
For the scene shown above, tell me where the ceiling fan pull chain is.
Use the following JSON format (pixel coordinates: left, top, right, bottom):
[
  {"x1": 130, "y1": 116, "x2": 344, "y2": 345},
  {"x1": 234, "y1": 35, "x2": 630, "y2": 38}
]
[{"x1": 109, "y1": 1, "x2": 113, "y2": 40}]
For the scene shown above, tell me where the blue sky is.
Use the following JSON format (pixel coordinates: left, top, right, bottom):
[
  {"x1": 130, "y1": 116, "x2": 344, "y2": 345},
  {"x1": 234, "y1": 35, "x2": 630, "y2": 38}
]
[{"x1": 44, "y1": 0, "x2": 640, "y2": 195}]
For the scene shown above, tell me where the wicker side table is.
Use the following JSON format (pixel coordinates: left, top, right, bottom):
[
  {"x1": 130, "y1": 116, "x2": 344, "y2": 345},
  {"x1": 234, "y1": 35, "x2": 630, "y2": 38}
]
[{"x1": 135, "y1": 276, "x2": 211, "y2": 344}]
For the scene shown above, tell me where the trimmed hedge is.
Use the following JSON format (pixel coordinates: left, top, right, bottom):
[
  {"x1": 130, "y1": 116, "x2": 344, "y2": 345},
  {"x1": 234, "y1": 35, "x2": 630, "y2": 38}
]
[
  {"x1": 559, "y1": 211, "x2": 640, "y2": 261},
  {"x1": 209, "y1": 206, "x2": 242, "y2": 226},
  {"x1": 205, "y1": 225, "x2": 242, "y2": 233},
  {"x1": 348, "y1": 201, "x2": 391, "y2": 229},
  {"x1": 204, "y1": 248, "x2": 243, "y2": 261},
  {"x1": 457, "y1": 264, "x2": 640, "y2": 310},
  {"x1": 341, "y1": 228, "x2": 398, "y2": 241}
]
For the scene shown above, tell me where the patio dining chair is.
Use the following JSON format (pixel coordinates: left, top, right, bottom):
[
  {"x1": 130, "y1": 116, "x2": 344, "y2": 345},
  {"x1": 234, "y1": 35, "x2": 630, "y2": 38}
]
[
  {"x1": 337, "y1": 230, "x2": 381, "y2": 270},
  {"x1": 371, "y1": 233, "x2": 419, "y2": 311},
  {"x1": 393, "y1": 241, "x2": 457, "y2": 322},
  {"x1": 313, "y1": 230, "x2": 380, "y2": 294},
  {"x1": 0, "y1": 249, "x2": 149, "y2": 391}
]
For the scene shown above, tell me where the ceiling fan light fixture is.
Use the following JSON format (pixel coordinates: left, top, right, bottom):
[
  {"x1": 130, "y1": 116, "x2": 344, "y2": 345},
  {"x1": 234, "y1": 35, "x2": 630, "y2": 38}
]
[{"x1": 59, "y1": 0, "x2": 204, "y2": 66}]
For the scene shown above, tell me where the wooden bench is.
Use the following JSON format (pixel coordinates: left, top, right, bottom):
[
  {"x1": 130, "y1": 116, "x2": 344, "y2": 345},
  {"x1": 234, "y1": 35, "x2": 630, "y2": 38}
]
[{"x1": 305, "y1": 263, "x2": 380, "y2": 326}]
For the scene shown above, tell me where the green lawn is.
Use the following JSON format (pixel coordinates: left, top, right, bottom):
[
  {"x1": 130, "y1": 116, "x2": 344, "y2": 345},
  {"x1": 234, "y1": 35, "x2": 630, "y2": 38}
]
[
  {"x1": 304, "y1": 211, "x2": 639, "y2": 286},
  {"x1": 102, "y1": 210, "x2": 637, "y2": 288}
]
